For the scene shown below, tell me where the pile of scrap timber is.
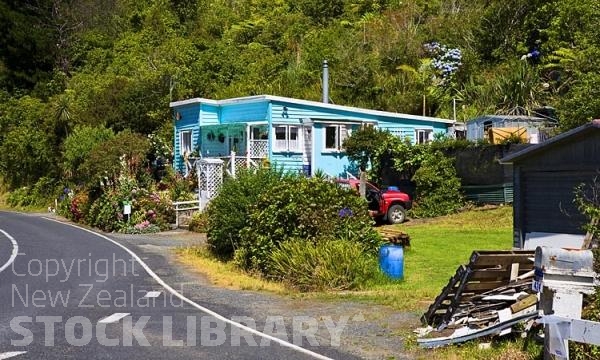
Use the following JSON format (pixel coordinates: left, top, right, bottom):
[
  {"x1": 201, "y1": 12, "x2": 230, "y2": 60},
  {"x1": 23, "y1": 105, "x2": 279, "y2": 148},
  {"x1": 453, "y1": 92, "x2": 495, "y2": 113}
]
[
  {"x1": 417, "y1": 250, "x2": 538, "y2": 347},
  {"x1": 377, "y1": 227, "x2": 410, "y2": 246}
]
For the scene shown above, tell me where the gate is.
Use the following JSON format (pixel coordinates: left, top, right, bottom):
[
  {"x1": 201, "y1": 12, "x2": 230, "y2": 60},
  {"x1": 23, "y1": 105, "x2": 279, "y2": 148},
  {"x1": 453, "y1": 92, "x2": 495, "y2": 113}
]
[{"x1": 197, "y1": 158, "x2": 224, "y2": 210}]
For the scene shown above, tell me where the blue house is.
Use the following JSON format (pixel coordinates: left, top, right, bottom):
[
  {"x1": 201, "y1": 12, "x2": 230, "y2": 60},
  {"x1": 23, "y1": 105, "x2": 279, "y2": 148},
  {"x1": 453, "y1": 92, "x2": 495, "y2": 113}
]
[{"x1": 170, "y1": 95, "x2": 455, "y2": 177}]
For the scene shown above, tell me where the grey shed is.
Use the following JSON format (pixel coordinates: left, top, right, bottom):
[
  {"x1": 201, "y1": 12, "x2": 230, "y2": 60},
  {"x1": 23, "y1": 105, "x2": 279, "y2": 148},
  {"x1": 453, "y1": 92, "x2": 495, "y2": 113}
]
[{"x1": 500, "y1": 120, "x2": 600, "y2": 249}]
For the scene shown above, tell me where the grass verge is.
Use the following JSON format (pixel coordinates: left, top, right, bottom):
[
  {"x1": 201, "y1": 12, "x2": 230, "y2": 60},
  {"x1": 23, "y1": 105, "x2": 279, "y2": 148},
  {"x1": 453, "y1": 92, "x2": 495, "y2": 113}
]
[{"x1": 176, "y1": 247, "x2": 287, "y2": 294}]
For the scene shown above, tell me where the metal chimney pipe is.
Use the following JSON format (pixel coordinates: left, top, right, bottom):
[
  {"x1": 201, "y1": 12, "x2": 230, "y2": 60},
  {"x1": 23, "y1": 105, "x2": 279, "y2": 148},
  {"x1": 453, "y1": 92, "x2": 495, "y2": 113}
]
[{"x1": 322, "y1": 60, "x2": 329, "y2": 103}]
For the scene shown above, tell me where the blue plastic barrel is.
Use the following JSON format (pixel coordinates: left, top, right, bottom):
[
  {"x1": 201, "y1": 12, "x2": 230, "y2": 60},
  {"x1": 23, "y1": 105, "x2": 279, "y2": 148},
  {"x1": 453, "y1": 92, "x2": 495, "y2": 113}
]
[{"x1": 379, "y1": 244, "x2": 404, "y2": 279}]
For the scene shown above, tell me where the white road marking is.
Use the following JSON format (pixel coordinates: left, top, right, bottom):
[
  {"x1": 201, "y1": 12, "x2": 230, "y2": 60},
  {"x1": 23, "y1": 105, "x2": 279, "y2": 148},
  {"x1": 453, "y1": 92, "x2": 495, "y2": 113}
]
[
  {"x1": 0, "y1": 229, "x2": 19, "y2": 274},
  {"x1": 43, "y1": 217, "x2": 334, "y2": 360},
  {"x1": 144, "y1": 291, "x2": 162, "y2": 298},
  {"x1": 0, "y1": 352, "x2": 27, "y2": 359},
  {"x1": 98, "y1": 313, "x2": 130, "y2": 324}
]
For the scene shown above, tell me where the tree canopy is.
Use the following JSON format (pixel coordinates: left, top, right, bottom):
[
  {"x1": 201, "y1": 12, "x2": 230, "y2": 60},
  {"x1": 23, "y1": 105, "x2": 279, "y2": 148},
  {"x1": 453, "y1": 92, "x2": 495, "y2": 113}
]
[{"x1": 1, "y1": 0, "x2": 600, "y2": 189}]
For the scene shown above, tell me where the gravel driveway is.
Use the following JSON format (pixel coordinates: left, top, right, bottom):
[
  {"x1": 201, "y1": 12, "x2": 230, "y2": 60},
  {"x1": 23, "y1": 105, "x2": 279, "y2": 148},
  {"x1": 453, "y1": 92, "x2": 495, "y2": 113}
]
[{"x1": 108, "y1": 230, "x2": 421, "y2": 360}]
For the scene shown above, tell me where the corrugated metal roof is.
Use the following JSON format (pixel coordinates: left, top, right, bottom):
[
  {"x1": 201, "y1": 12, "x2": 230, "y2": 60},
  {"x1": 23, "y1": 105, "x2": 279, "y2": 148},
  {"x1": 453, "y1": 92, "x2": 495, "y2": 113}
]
[
  {"x1": 467, "y1": 114, "x2": 547, "y2": 124},
  {"x1": 170, "y1": 95, "x2": 455, "y2": 124}
]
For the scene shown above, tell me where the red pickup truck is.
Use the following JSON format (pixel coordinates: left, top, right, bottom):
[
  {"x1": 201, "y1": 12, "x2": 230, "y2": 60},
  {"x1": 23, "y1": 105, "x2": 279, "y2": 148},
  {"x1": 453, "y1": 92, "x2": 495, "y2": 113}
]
[{"x1": 337, "y1": 179, "x2": 412, "y2": 224}]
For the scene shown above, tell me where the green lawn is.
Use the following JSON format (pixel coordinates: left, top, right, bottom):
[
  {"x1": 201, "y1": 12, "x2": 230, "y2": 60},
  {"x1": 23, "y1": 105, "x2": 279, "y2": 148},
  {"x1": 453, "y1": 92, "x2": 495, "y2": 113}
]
[
  {"x1": 401, "y1": 206, "x2": 514, "y2": 307},
  {"x1": 333, "y1": 205, "x2": 514, "y2": 311}
]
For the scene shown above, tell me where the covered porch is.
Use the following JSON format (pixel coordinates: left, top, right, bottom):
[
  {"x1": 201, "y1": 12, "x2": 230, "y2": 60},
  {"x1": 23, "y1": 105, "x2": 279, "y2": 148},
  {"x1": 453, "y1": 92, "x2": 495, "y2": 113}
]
[{"x1": 198, "y1": 122, "x2": 269, "y2": 172}]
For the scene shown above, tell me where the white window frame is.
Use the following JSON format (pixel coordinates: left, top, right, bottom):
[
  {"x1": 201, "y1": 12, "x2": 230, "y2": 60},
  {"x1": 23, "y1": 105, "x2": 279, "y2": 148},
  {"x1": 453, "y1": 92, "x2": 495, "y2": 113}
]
[
  {"x1": 415, "y1": 129, "x2": 433, "y2": 144},
  {"x1": 180, "y1": 130, "x2": 192, "y2": 155},
  {"x1": 272, "y1": 125, "x2": 301, "y2": 152},
  {"x1": 323, "y1": 124, "x2": 351, "y2": 152}
]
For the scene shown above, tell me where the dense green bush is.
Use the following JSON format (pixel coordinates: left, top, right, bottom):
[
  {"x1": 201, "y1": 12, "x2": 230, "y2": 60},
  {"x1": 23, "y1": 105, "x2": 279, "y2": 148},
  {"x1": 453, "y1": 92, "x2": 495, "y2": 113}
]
[
  {"x1": 80, "y1": 130, "x2": 151, "y2": 187},
  {"x1": 410, "y1": 150, "x2": 464, "y2": 218},
  {"x1": 61, "y1": 125, "x2": 115, "y2": 181},
  {"x1": 188, "y1": 211, "x2": 209, "y2": 233},
  {"x1": 206, "y1": 167, "x2": 286, "y2": 259},
  {"x1": 235, "y1": 175, "x2": 381, "y2": 273},
  {"x1": 85, "y1": 190, "x2": 123, "y2": 231},
  {"x1": 7, "y1": 187, "x2": 37, "y2": 208},
  {"x1": 268, "y1": 239, "x2": 382, "y2": 291},
  {"x1": 7, "y1": 177, "x2": 60, "y2": 208},
  {"x1": 159, "y1": 166, "x2": 196, "y2": 201}
]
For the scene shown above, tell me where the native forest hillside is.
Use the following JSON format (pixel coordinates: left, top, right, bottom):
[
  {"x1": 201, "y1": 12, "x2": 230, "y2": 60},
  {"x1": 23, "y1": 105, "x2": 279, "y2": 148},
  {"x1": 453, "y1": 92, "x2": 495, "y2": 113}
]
[{"x1": 1, "y1": 0, "x2": 599, "y2": 189}]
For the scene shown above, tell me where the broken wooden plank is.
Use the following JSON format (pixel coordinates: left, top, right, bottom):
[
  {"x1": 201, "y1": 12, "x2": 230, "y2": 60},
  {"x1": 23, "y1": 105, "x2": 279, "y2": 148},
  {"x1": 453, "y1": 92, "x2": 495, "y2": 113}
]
[
  {"x1": 464, "y1": 281, "x2": 508, "y2": 292},
  {"x1": 510, "y1": 294, "x2": 537, "y2": 313},
  {"x1": 421, "y1": 265, "x2": 468, "y2": 326},
  {"x1": 441, "y1": 267, "x2": 472, "y2": 326},
  {"x1": 510, "y1": 263, "x2": 520, "y2": 281}
]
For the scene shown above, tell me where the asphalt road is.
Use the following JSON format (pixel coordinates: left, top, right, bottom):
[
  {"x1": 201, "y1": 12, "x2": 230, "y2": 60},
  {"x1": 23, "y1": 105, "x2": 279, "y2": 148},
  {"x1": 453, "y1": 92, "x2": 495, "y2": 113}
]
[{"x1": 0, "y1": 212, "x2": 362, "y2": 360}]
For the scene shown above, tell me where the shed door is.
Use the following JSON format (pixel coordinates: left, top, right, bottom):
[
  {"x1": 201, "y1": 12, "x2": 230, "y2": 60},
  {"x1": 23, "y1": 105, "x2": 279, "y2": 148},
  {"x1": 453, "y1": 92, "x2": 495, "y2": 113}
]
[{"x1": 522, "y1": 170, "x2": 593, "y2": 235}]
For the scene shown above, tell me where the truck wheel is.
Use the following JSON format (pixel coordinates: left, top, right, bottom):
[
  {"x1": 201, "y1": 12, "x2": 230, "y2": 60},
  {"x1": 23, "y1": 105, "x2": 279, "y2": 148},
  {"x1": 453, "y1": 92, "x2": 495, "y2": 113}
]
[{"x1": 387, "y1": 204, "x2": 406, "y2": 224}]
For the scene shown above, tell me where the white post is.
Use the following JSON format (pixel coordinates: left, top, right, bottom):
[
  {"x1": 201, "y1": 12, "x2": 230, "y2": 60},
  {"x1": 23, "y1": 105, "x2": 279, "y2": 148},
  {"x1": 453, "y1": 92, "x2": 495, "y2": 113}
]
[
  {"x1": 453, "y1": 98, "x2": 457, "y2": 121},
  {"x1": 196, "y1": 160, "x2": 202, "y2": 211},
  {"x1": 230, "y1": 151, "x2": 236, "y2": 178},
  {"x1": 246, "y1": 124, "x2": 251, "y2": 167}
]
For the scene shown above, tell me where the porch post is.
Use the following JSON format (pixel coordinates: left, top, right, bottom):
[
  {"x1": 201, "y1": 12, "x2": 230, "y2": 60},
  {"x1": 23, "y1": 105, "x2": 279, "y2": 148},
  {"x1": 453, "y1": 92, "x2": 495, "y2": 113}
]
[
  {"x1": 230, "y1": 151, "x2": 236, "y2": 178},
  {"x1": 246, "y1": 124, "x2": 251, "y2": 167}
]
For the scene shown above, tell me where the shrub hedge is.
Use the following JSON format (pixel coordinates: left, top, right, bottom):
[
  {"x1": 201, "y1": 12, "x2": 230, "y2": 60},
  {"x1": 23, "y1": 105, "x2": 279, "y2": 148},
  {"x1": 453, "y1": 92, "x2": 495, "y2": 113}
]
[
  {"x1": 204, "y1": 169, "x2": 383, "y2": 290},
  {"x1": 236, "y1": 175, "x2": 382, "y2": 273},
  {"x1": 205, "y1": 167, "x2": 286, "y2": 259}
]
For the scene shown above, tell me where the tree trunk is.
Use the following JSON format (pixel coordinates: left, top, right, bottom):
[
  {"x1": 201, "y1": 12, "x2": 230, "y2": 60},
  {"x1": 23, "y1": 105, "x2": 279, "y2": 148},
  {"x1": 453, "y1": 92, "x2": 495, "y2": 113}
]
[{"x1": 359, "y1": 170, "x2": 367, "y2": 199}]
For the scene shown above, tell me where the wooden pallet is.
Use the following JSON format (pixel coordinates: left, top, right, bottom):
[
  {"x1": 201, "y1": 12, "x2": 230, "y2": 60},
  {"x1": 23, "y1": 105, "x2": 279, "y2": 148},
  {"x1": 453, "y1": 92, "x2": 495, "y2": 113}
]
[
  {"x1": 421, "y1": 250, "x2": 535, "y2": 327},
  {"x1": 377, "y1": 228, "x2": 411, "y2": 246}
]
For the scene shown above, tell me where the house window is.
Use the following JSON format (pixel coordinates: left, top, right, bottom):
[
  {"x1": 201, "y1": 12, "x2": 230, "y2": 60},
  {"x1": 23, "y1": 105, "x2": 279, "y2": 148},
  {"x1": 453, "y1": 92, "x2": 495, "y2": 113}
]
[
  {"x1": 415, "y1": 129, "x2": 433, "y2": 144},
  {"x1": 273, "y1": 125, "x2": 301, "y2": 152},
  {"x1": 324, "y1": 125, "x2": 350, "y2": 151},
  {"x1": 180, "y1": 131, "x2": 192, "y2": 155}
]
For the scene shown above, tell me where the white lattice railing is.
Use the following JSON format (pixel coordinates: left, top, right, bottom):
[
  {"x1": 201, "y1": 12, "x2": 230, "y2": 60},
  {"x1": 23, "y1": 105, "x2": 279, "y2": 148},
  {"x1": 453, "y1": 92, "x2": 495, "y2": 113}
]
[
  {"x1": 249, "y1": 140, "x2": 268, "y2": 158},
  {"x1": 218, "y1": 152, "x2": 264, "y2": 178}
]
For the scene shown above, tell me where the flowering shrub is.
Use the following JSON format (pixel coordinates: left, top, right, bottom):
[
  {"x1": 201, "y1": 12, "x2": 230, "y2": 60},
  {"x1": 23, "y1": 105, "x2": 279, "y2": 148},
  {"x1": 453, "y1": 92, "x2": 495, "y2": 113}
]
[
  {"x1": 423, "y1": 42, "x2": 462, "y2": 85},
  {"x1": 188, "y1": 211, "x2": 208, "y2": 233},
  {"x1": 124, "y1": 220, "x2": 161, "y2": 234},
  {"x1": 57, "y1": 175, "x2": 174, "y2": 232},
  {"x1": 69, "y1": 191, "x2": 90, "y2": 222}
]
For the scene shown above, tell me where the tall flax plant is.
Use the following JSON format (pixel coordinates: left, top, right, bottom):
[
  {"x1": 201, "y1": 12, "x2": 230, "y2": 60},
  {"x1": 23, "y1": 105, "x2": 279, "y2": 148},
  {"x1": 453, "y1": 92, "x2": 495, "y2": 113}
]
[{"x1": 490, "y1": 61, "x2": 545, "y2": 115}]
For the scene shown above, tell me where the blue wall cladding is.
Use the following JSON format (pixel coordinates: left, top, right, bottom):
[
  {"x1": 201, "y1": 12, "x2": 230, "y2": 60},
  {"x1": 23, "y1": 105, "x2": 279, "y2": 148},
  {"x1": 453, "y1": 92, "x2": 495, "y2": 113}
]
[
  {"x1": 271, "y1": 102, "x2": 377, "y2": 124},
  {"x1": 200, "y1": 104, "x2": 219, "y2": 125},
  {"x1": 221, "y1": 102, "x2": 269, "y2": 123},
  {"x1": 173, "y1": 103, "x2": 200, "y2": 172}
]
